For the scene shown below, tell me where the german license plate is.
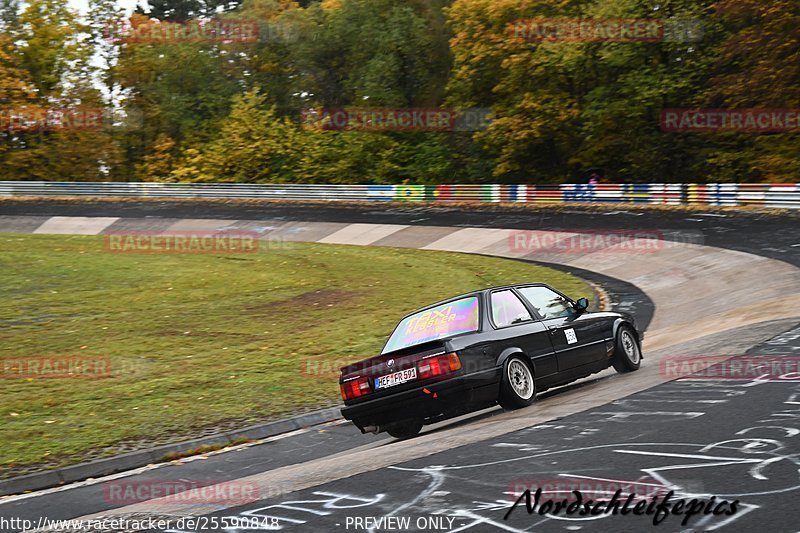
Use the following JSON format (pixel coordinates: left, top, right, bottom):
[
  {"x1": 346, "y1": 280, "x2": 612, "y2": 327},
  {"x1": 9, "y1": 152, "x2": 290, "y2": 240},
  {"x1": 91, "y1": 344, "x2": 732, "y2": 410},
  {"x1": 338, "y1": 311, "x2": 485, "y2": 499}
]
[{"x1": 374, "y1": 368, "x2": 417, "y2": 390}]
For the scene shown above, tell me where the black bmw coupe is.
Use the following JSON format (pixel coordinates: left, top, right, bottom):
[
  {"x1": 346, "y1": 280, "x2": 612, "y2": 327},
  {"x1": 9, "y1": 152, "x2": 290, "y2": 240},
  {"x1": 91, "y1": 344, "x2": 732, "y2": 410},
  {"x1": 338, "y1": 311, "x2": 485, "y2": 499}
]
[{"x1": 340, "y1": 283, "x2": 643, "y2": 439}]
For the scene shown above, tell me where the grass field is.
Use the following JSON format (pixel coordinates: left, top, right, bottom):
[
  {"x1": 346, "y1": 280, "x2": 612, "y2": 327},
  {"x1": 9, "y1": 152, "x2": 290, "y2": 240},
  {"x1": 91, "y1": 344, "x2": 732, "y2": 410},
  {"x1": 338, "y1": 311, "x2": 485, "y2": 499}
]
[{"x1": 0, "y1": 234, "x2": 591, "y2": 475}]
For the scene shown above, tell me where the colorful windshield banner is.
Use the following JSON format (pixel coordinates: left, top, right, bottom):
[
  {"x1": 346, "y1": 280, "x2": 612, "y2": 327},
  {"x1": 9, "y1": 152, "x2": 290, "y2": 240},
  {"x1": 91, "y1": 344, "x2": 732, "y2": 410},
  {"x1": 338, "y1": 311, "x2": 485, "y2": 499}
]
[{"x1": 383, "y1": 297, "x2": 479, "y2": 354}]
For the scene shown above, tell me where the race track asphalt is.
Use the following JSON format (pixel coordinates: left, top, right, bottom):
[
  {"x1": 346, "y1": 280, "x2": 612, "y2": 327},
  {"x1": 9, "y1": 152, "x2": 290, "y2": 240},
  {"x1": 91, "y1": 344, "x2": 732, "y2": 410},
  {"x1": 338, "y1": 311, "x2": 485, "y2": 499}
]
[{"x1": 0, "y1": 200, "x2": 798, "y2": 532}]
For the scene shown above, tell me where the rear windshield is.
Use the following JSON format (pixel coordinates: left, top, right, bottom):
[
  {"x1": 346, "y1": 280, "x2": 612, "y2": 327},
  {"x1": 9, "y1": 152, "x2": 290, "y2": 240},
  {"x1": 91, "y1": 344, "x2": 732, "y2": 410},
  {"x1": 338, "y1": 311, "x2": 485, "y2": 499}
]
[{"x1": 381, "y1": 296, "x2": 480, "y2": 354}]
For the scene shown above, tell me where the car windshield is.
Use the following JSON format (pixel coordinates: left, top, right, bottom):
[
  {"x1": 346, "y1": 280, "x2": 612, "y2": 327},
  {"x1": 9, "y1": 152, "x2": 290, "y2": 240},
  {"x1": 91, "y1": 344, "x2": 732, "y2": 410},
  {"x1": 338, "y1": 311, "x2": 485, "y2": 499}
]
[{"x1": 381, "y1": 296, "x2": 480, "y2": 354}]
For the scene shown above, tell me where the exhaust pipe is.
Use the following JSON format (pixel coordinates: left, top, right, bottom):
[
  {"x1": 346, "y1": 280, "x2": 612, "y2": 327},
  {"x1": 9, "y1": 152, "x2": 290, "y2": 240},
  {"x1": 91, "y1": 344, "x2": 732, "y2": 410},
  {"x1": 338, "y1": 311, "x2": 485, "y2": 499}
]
[{"x1": 361, "y1": 425, "x2": 381, "y2": 434}]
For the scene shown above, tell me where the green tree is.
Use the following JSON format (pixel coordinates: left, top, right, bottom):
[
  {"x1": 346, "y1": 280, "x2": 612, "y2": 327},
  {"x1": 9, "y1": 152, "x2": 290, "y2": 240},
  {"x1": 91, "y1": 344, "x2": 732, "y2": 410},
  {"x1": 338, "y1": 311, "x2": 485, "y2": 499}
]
[
  {"x1": 115, "y1": 10, "x2": 243, "y2": 180},
  {"x1": 181, "y1": 88, "x2": 307, "y2": 182},
  {"x1": 16, "y1": 0, "x2": 86, "y2": 97},
  {"x1": 220, "y1": 0, "x2": 305, "y2": 114},
  {"x1": 570, "y1": 0, "x2": 716, "y2": 182},
  {"x1": 0, "y1": 33, "x2": 36, "y2": 164},
  {"x1": 446, "y1": 0, "x2": 720, "y2": 182},
  {"x1": 1, "y1": 0, "x2": 122, "y2": 181},
  {"x1": 0, "y1": 0, "x2": 20, "y2": 29},
  {"x1": 294, "y1": 0, "x2": 447, "y2": 107},
  {"x1": 87, "y1": 0, "x2": 125, "y2": 99},
  {"x1": 700, "y1": 0, "x2": 800, "y2": 182}
]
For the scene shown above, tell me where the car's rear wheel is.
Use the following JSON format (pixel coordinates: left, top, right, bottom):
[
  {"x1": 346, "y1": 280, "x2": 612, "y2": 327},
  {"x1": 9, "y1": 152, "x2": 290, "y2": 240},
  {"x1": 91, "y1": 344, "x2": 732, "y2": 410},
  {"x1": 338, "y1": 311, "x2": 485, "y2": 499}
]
[
  {"x1": 612, "y1": 326, "x2": 641, "y2": 373},
  {"x1": 385, "y1": 419, "x2": 423, "y2": 440},
  {"x1": 499, "y1": 356, "x2": 536, "y2": 410}
]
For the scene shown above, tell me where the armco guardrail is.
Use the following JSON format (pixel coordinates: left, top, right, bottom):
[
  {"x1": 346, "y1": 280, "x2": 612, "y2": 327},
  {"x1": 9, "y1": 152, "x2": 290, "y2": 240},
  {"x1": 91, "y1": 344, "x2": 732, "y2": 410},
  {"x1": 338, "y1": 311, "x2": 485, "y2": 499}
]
[{"x1": 0, "y1": 181, "x2": 799, "y2": 208}]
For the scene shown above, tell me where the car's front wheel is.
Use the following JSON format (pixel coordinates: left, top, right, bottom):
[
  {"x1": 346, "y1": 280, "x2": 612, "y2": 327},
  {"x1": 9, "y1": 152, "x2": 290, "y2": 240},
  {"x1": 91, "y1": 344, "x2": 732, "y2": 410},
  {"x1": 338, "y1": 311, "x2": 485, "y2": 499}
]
[
  {"x1": 385, "y1": 419, "x2": 423, "y2": 440},
  {"x1": 612, "y1": 326, "x2": 642, "y2": 373},
  {"x1": 499, "y1": 356, "x2": 536, "y2": 410}
]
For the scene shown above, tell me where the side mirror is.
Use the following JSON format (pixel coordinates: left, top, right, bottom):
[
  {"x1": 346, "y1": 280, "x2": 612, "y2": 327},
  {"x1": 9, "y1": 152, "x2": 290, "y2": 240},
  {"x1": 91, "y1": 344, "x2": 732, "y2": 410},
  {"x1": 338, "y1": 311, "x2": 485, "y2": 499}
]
[{"x1": 574, "y1": 297, "x2": 590, "y2": 312}]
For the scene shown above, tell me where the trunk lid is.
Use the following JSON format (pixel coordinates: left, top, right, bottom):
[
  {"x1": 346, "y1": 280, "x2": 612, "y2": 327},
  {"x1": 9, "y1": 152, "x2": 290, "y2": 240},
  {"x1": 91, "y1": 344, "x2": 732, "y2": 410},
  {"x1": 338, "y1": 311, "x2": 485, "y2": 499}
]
[{"x1": 340, "y1": 341, "x2": 449, "y2": 400}]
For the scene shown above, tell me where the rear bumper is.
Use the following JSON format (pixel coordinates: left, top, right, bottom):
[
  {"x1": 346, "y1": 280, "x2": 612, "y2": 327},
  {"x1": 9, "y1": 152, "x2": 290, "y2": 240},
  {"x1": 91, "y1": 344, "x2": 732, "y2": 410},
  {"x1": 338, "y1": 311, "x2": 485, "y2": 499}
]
[{"x1": 341, "y1": 368, "x2": 501, "y2": 430}]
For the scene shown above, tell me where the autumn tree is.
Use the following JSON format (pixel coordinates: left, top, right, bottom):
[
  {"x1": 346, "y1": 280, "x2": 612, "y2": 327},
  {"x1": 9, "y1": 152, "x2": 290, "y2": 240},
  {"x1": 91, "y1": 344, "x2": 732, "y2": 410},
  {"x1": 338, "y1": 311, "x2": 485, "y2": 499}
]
[
  {"x1": 700, "y1": 0, "x2": 800, "y2": 182},
  {"x1": 1, "y1": 0, "x2": 122, "y2": 180},
  {"x1": 181, "y1": 88, "x2": 307, "y2": 182}
]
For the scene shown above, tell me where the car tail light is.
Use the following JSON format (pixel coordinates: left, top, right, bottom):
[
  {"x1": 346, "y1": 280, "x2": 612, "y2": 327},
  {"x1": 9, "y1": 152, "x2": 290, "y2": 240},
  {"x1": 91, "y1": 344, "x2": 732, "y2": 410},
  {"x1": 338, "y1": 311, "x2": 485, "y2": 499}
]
[
  {"x1": 417, "y1": 352, "x2": 462, "y2": 380},
  {"x1": 341, "y1": 376, "x2": 371, "y2": 400}
]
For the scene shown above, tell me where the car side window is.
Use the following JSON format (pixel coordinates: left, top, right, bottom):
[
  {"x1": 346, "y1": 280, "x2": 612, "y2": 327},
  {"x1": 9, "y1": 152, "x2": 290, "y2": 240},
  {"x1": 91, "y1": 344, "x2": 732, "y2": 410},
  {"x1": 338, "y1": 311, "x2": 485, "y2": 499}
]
[
  {"x1": 517, "y1": 286, "x2": 575, "y2": 320},
  {"x1": 491, "y1": 290, "x2": 533, "y2": 328}
]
